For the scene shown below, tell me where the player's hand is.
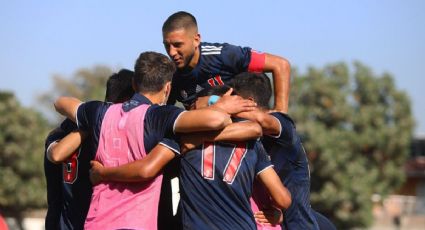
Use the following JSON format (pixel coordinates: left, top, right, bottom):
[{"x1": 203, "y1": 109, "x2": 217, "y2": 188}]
[
  {"x1": 90, "y1": 160, "x2": 105, "y2": 186},
  {"x1": 213, "y1": 88, "x2": 257, "y2": 114},
  {"x1": 254, "y1": 208, "x2": 283, "y2": 226}
]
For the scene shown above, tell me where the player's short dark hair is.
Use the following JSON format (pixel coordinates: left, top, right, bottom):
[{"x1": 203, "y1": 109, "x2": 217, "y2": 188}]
[
  {"x1": 231, "y1": 72, "x2": 272, "y2": 109},
  {"x1": 197, "y1": 85, "x2": 232, "y2": 98},
  {"x1": 134, "y1": 51, "x2": 176, "y2": 93},
  {"x1": 105, "y1": 69, "x2": 135, "y2": 103},
  {"x1": 162, "y1": 11, "x2": 198, "y2": 34}
]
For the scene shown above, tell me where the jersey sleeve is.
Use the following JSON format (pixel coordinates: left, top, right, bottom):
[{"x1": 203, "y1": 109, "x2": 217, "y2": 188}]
[
  {"x1": 254, "y1": 141, "x2": 273, "y2": 176},
  {"x1": 266, "y1": 113, "x2": 295, "y2": 145},
  {"x1": 145, "y1": 105, "x2": 185, "y2": 137},
  {"x1": 159, "y1": 137, "x2": 181, "y2": 155},
  {"x1": 221, "y1": 43, "x2": 253, "y2": 72},
  {"x1": 76, "y1": 101, "x2": 104, "y2": 131}
]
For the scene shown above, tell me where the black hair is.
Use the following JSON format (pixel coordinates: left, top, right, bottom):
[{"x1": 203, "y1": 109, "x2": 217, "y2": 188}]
[
  {"x1": 231, "y1": 72, "x2": 272, "y2": 109},
  {"x1": 162, "y1": 11, "x2": 198, "y2": 34},
  {"x1": 196, "y1": 85, "x2": 232, "y2": 98},
  {"x1": 105, "y1": 69, "x2": 135, "y2": 103},
  {"x1": 133, "y1": 51, "x2": 176, "y2": 93}
]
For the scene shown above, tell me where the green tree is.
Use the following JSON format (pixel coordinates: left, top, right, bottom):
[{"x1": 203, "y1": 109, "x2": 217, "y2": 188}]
[
  {"x1": 289, "y1": 62, "x2": 414, "y2": 229},
  {"x1": 38, "y1": 65, "x2": 114, "y2": 121},
  {"x1": 0, "y1": 92, "x2": 50, "y2": 230}
]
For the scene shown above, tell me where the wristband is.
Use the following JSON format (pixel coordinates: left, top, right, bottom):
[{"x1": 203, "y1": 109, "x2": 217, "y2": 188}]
[{"x1": 208, "y1": 95, "x2": 220, "y2": 106}]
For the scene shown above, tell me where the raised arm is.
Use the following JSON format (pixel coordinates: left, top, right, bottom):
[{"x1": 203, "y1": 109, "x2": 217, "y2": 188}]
[
  {"x1": 47, "y1": 130, "x2": 85, "y2": 164},
  {"x1": 54, "y1": 97, "x2": 82, "y2": 122},
  {"x1": 90, "y1": 144, "x2": 175, "y2": 184},
  {"x1": 263, "y1": 53, "x2": 291, "y2": 113},
  {"x1": 257, "y1": 168, "x2": 292, "y2": 210}
]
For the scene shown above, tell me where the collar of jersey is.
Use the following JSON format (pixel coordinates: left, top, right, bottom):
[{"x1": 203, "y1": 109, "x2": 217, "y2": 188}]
[{"x1": 122, "y1": 93, "x2": 152, "y2": 112}]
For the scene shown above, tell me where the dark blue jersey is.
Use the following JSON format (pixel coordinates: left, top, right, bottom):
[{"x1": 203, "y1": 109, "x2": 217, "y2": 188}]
[
  {"x1": 178, "y1": 140, "x2": 272, "y2": 230},
  {"x1": 43, "y1": 119, "x2": 95, "y2": 230},
  {"x1": 261, "y1": 113, "x2": 319, "y2": 230},
  {"x1": 59, "y1": 134, "x2": 94, "y2": 230},
  {"x1": 44, "y1": 119, "x2": 76, "y2": 230},
  {"x1": 168, "y1": 42, "x2": 265, "y2": 108},
  {"x1": 76, "y1": 93, "x2": 184, "y2": 154}
]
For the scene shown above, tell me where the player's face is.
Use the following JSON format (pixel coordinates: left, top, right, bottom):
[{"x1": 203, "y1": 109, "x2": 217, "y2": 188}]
[{"x1": 163, "y1": 29, "x2": 200, "y2": 70}]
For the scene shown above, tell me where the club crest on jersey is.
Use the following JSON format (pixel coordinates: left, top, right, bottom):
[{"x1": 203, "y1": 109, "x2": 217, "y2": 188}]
[{"x1": 207, "y1": 75, "x2": 224, "y2": 86}]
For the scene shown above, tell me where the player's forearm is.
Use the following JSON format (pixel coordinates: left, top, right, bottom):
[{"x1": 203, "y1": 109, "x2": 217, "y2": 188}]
[
  {"x1": 265, "y1": 55, "x2": 291, "y2": 113},
  {"x1": 236, "y1": 110, "x2": 280, "y2": 136},
  {"x1": 100, "y1": 161, "x2": 157, "y2": 182},
  {"x1": 54, "y1": 97, "x2": 82, "y2": 122},
  {"x1": 175, "y1": 108, "x2": 231, "y2": 133},
  {"x1": 180, "y1": 122, "x2": 262, "y2": 153},
  {"x1": 48, "y1": 130, "x2": 84, "y2": 164}
]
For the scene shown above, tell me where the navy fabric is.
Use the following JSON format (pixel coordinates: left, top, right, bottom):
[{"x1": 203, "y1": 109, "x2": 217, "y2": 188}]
[
  {"x1": 168, "y1": 42, "x2": 253, "y2": 108},
  {"x1": 262, "y1": 113, "x2": 320, "y2": 230},
  {"x1": 76, "y1": 93, "x2": 184, "y2": 154},
  {"x1": 179, "y1": 140, "x2": 272, "y2": 230}
]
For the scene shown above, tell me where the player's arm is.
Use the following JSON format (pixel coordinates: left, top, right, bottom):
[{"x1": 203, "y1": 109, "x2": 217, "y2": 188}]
[
  {"x1": 90, "y1": 144, "x2": 175, "y2": 184},
  {"x1": 257, "y1": 168, "x2": 292, "y2": 210},
  {"x1": 263, "y1": 53, "x2": 291, "y2": 113},
  {"x1": 174, "y1": 92, "x2": 257, "y2": 133},
  {"x1": 47, "y1": 130, "x2": 85, "y2": 164},
  {"x1": 235, "y1": 109, "x2": 280, "y2": 136},
  {"x1": 180, "y1": 121, "x2": 262, "y2": 153},
  {"x1": 54, "y1": 97, "x2": 82, "y2": 123}
]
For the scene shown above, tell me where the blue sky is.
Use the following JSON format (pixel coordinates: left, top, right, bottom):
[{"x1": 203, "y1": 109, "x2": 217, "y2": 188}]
[{"x1": 0, "y1": 1, "x2": 424, "y2": 135}]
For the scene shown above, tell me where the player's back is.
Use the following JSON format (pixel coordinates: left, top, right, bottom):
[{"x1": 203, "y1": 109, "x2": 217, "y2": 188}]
[{"x1": 179, "y1": 140, "x2": 272, "y2": 230}]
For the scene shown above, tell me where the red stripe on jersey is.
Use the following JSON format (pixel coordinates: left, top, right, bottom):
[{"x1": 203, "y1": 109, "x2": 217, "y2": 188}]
[
  {"x1": 207, "y1": 78, "x2": 215, "y2": 86},
  {"x1": 223, "y1": 142, "x2": 247, "y2": 184},
  {"x1": 214, "y1": 75, "x2": 224, "y2": 85},
  {"x1": 202, "y1": 142, "x2": 215, "y2": 180},
  {"x1": 247, "y1": 50, "x2": 265, "y2": 73}
]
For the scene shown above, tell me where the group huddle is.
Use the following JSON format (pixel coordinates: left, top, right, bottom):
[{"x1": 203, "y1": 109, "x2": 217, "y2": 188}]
[{"x1": 44, "y1": 11, "x2": 337, "y2": 230}]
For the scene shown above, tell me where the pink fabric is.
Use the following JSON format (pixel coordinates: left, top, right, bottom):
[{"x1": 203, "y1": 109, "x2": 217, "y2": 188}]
[
  {"x1": 85, "y1": 104, "x2": 163, "y2": 230},
  {"x1": 250, "y1": 181, "x2": 282, "y2": 230}
]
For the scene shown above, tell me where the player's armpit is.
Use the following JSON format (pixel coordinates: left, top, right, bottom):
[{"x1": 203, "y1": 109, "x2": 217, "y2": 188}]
[
  {"x1": 54, "y1": 97, "x2": 82, "y2": 122},
  {"x1": 90, "y1": 144, "x2": 175, "y2": 183},
  {"x1": 47, "y1": 130, "x2": 86, "y2": 164},
  {"x1": 263, "y1": 53, "x2": 291, "y2": 113},
  {"x1": 257, "y1": 167, "x2": 292, "y2": 210}
]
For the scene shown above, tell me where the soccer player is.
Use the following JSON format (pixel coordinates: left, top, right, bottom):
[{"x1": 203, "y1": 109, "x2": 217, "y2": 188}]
[
  {"x1": 172, "y1": 86, "x2": 291, "y2": 230},
  {"x1": 231, "y1": 72, "x2": 337, "y2": 230},
  {"x1": 44, "y1": 120, "x2": 74, "y2": 230},
  {"x1": 162, "y1": 11, "x2": 291, "y2": 113},
  {"x1": 44, "y1": 69, "x2": 134, "y2": 230},
  {"x1": 53, "y1": 51, "x2": 256, "y2": 230}
]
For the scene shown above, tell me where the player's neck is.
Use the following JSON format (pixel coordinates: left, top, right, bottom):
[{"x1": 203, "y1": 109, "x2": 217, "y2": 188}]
[
  {"x1": 141, "y1": 92, "x2": 165, "y2": 105},
  {"x1": 187, "y1": 48, "x2": 200, "y2": 70}
]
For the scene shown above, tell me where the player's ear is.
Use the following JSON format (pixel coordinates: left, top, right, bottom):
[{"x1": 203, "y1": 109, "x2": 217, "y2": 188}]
[{"x1": 193, "y1": 33, "x2": 201, "y2": 47}]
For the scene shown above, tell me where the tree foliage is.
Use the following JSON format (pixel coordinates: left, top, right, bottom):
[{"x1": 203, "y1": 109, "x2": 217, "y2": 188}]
[
  {"x1": 289, "y1": 62, "x2": 414, "y2": 228},
  {"x1": 0, "y1": 91, "x2": 50, "y2": 227},
  {"x1": 38, "y1": 65, "x2": 114, "y2": 121}
]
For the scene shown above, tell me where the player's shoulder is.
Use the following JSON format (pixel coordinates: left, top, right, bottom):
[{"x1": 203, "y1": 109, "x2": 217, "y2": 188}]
[{"x1": 271, "y1": 112, "x2": 295, "y2": 127}]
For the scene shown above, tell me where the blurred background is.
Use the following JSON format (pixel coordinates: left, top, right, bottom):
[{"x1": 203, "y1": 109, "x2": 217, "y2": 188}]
[{"x1": 0, "y1": 1, "x2": 424, "y2": 229}]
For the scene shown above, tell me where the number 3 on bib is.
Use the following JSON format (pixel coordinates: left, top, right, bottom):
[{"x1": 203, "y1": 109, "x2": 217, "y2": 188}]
[{"x1": 201, "y1": 141, "x2": 247, "y2": 184}]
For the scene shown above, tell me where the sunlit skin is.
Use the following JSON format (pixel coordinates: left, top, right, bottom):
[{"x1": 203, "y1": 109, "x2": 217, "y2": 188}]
[{"x1": 162, "y1": 28, "x2": 201, "y2": 70}]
